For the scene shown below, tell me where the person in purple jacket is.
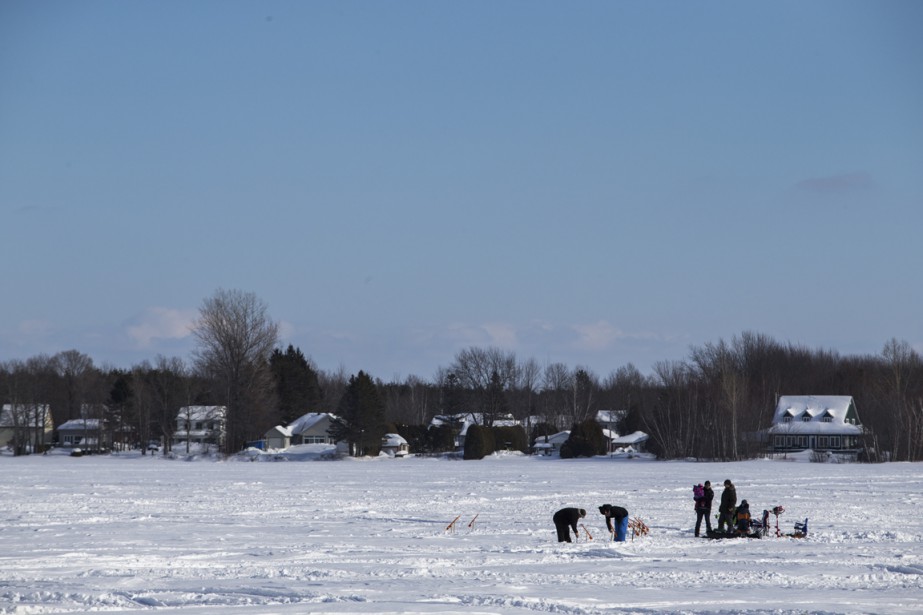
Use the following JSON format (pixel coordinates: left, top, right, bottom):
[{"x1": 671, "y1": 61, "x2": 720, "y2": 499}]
[{"x1": 694, "y1": 480, "x2": 714, "y2": 537}]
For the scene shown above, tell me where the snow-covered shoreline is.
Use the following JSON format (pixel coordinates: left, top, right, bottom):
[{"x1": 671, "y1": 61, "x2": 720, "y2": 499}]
[{"x1": 1, "y1": 453, "x2": 921, "y2": 614}]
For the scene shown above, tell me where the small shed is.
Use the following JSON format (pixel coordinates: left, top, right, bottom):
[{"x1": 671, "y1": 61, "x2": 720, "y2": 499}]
[
  {"x1": 264, "y1": 425, "x2": 292, "y2": 450},
  {"x1": 380, "y1": 433, "x2": 409, "y2": 457}
]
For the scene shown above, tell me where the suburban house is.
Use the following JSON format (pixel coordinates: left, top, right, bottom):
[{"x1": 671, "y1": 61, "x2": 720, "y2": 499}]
[
  {"x1": 380, "y1": 433, "x2": 410, "y2": 457},
  {"x1": 766, "y1": 395, "x2": 864, "y2": 456},
  {"x1": 287, "y1": 412, "x2": 338, "y2": 445},
  {"x1": 57, "y1": 418, "x2": 111, "y2": 451},
  {"x1": 609, "y1": 430, "x2": 649, "y2": 454},
  {"x1": 532, "y1": 430, "x2": 570, "y2": 455},
  {"x1": 173, "y1": 406, "x2": 226, "y2": 449},
  {"x1": 264, "y1": 425, "x2": 292, "y2": 450},
  {"x1": 1, "y1": 403, "x2": 53, "y2": 453}
]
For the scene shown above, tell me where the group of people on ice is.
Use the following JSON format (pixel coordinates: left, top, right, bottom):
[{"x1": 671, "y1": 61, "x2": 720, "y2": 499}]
[
  {"x1": 693, "y1": 478, "x2": 806, "y2": 539},
  {"x1": 552, "y1": 504, "x2": 629, "y2": 543},
  {"x1": 552, "y1": 477, "x2": 804, "y2": 543},
  {"x1": 693, "y1": 478, "x2": 746, "y2": 537}
]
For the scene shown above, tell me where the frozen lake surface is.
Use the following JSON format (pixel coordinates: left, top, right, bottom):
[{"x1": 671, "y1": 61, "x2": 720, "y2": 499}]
[{"x1": 1, "y1": 451, "x2": 921, "y2": 614}]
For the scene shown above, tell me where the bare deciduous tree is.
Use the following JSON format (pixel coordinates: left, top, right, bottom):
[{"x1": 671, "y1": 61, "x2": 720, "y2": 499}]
[
  {"x1": 449, "y1": 347, "x2": 517, "y2": 426},
  {"x1": 191, "y1": 289, "x2": 279, "y2": 454}
]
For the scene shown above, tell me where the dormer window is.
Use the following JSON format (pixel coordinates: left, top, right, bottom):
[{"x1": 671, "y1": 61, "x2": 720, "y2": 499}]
[
  {"x1": 782, "y1": 416, "x2": 792, "y2": 423},
  {"x1": 801, "y1": 414, "x2": 812, "y2": 422},
  {"x1": 821, "y1": 410, "x2": 834, "y2": 423}
]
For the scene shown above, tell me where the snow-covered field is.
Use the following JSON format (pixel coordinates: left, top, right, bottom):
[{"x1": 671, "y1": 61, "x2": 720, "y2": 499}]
[{"x1": 1, "y1": 450, "x2": 921, "y2": 615}]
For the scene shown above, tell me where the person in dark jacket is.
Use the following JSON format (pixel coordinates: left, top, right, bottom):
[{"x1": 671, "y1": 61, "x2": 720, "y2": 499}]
[
  {"x1": 717, "y1": 479, "x2": 737, "y2": 533},
  {"x1": 735, "y1": 499, "x2": 751, "y2": 535},
  {"x1": 694, "y1": 480, "x2": 714, "y2": 537},
  {"x1": 598, "y1": 504, "x2": 629, "y2": 534},
  {"x1": 552, "y1": 507, "x2": 586, "y2": 542}
]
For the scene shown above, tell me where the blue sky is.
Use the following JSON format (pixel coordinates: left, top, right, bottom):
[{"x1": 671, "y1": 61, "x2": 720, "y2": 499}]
[{"x1": 2, "y1": 1, "x2": 921, "y2": 381}]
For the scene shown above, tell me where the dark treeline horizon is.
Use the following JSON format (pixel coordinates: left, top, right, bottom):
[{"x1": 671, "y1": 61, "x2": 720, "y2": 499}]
[{"x1": 2, "y1": 331, "x2": 921, "y2": 461}]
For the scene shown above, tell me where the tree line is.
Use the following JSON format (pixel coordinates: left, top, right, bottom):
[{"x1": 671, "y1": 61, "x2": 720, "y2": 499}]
[{"x1": 2, "y1": 290, "x2": 921, "y2": 461}]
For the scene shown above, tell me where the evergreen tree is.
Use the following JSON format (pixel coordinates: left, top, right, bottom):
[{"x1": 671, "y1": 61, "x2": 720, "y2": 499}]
[
  {"x1": 270, "y1": 345, "x2": 323, "y2": 425},
  {"x1": 328, "y1": 371, "x2": 385, "y2": 456},
  {"x1": 492, "y1": 425, "x2": 528, "y2": 453},
  {"x1": 463, "y1": 423, "x2": 491, "y2": 459},
  {"x1": 560, "y1": 419, "x2": 607, "y2": 458},
  {"x1": 106, "y1": 370, "x2": 134, "y2": 452},
  {"x1": 427, "y1": 423, "x2": 457, "y2": 453}
]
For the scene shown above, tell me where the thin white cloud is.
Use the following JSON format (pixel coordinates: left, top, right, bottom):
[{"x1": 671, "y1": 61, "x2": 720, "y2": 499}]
[
  {"x1": 18, "y1": 319, "x2": 53, "y2": 336},
  {"x1": 481, "y1": 323, "x2": 518, "y2": 348},
  {"x1": 571, "y1": 320, "x2": 625, "y2": 351},
  {"x1": 126, "y1": 307, "x2": 197, "y2": 347},
  {"x1": 441, "y1": 322, "x2": 519, "y2": 349},
  {"x1": 277, "y1": 320, "x2": 296, "y2": 340}
]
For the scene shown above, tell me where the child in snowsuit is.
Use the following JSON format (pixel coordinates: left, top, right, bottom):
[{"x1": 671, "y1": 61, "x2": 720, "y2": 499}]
[
  {"x1": 694, "y1": 481, "x2": 714, "y2": 537},
  {"x1": 552, "y1": 507, "x2": 586, "y2": 542}
]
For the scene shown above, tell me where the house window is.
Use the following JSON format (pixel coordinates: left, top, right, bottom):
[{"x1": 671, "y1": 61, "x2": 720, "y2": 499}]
[
  {"x1": 801, "y1": 415, "x2": 812, "y2": 422},
  {"x1": 822, "y1": 416, "x2": 833, "y2": 423},
  {"x1": 799, "y1": 436, "x2": 808, "y2": 448},
  {"x1": 830, "y1": 436, "x2": 841, "y2": 448},
  {"x1": 782, "y1": 416, "x2": 792, "y2": 423},
  {"x1": 818, "y1": 436, "x2": 828, "y2": 448}
]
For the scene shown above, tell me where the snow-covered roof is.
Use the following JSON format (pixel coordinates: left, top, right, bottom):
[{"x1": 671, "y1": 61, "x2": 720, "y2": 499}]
[
  {"x1": 177, "y1": 406, "x2": 226, "y2": 421},
  {"x1": 533, "y1": 431, "x2": 570, "y2": 445},
  {"x1": 381, "y1": 433, "x2": 408, "y2": 446},
  {"x1": 596, "y1": 410, "x2": 626, "y2": 424},
  {"x1": 267, "y1": 425, "x2": 292, "y2": 437},
  {"x1": 287, "y1": 412, "x2": 335, "y2": 434},
  {"x1": 611, "y1": 431, "x2": 649, "y2": 445},
  {"x1": 768, "y1": 395, "x2": 862, "y2": 435},
  {"x1": 58, "y1": 418, "x2": 102, "y2": 431},
  {"x1": 430, "y1": 413, "x2": 520, "y2": 434}
]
